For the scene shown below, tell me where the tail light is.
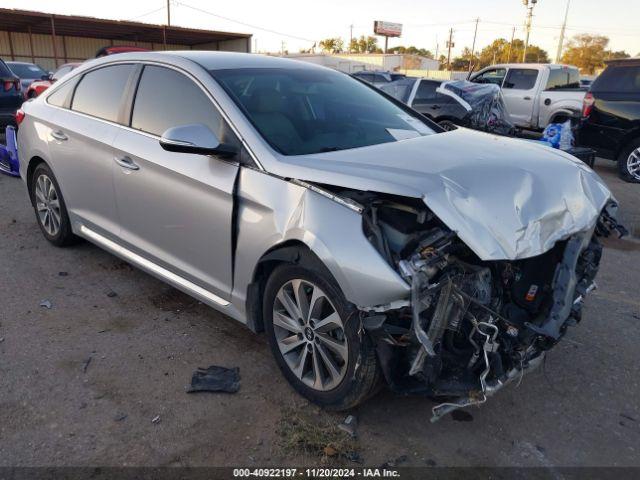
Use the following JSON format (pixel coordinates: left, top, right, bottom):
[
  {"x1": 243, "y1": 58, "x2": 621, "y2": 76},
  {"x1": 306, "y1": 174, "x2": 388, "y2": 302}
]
[
  {"x1": 582, "y1": 92, "x2": 595, "y2": 118},
  {"x1": 15, "y1": 108, "x2": 25, "y2": 126},
  {"x1": 2, "y1": 80, "x2": 21, "y2": 92}
]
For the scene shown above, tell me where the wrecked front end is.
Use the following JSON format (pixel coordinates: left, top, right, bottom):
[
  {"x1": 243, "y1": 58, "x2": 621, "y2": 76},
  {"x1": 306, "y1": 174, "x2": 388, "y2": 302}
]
[{"x1": 338, "y1": 190, "x2": 626, "y2": 421}]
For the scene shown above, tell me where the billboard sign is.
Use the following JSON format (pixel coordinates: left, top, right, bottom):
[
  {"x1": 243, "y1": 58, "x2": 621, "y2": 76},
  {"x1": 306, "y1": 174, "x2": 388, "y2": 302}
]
[{"x1": 373, "y1": 21, "x2": 402, "y2": 37}]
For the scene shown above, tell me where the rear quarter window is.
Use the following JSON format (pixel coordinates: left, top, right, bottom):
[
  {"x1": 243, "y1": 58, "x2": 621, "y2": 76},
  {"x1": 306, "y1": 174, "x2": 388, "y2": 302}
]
[{"x1": 592, "y1": 65, "x2": 640, "y2": 93}]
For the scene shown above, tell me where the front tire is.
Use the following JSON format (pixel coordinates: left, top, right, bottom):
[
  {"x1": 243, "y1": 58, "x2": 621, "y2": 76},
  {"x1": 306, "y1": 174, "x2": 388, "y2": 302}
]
[
  {"x1": 30, "y1": 163, "x2": 79, "y2": 246},
  {"x1": 617, "y1": 139, "x2": 640, "y2": 183},
  {"x1": 263, "y1": 264, "x2": 380, "y2": 410}
]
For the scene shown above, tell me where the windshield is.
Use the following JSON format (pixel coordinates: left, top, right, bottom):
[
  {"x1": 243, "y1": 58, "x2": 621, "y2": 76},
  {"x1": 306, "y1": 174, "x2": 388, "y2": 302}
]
[
  {"x1": 211, "y1": 68, "x2": 434, "y2": 155},
  {"x1": 7, "y1": 63, "x2": 47, "y2": 79}
]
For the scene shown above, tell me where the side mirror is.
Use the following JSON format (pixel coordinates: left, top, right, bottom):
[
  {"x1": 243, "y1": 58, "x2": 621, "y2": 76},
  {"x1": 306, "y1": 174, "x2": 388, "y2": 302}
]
[{"x1": 159, "y1": 124, "x2": 237, "y2": 157}]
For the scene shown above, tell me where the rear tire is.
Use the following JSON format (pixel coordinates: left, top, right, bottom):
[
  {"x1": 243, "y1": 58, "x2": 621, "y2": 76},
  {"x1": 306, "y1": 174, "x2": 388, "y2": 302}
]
[
  {"x1": 30, "y1": 163, "x2": 79, "y2": 246},
  {"x1": 617, "y1": 139, "x2": 640, "y2": 183},
  {"x1": 263, "y1": 263, "x2": 380, "y2": 410}
]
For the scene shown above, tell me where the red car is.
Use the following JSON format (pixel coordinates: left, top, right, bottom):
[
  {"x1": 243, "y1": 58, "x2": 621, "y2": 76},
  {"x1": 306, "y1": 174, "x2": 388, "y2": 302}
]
[{"x1": 26, "y1": 62, "x2": 81, "y2": 98}]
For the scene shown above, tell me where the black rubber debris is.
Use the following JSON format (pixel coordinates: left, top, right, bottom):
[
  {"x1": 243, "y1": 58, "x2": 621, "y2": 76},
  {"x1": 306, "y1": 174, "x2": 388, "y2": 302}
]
[{"x1": 187, "y1": 365, "x2": 240, "y2": 394}]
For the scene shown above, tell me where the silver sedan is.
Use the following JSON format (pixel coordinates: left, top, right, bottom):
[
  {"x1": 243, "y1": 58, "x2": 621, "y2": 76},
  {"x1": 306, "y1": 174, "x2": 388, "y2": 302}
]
[{"x1": 17, "y1": 52, "x2": 623, "y2": 418}]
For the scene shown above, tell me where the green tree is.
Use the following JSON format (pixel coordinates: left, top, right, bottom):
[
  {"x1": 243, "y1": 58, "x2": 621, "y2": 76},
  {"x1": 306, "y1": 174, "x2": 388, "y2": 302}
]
[
  {"x1": 349, "y1": 35, "x2": 379, "y2": 53},
  {"x1": 318, "y1": 37, "x2": 344, "y2": 53},
  {"x1": 451, "y1": 47, "x2": 474, "y2": 70},
  {"x1": 606, "y1": 50, "x2": 631, "y2": 60},
  {"x1": 478, "y1": 38, "x2": 549, "y2": 67},
  {"x1": 561, "y1": 34, "x2": 609, "y2": 74}
]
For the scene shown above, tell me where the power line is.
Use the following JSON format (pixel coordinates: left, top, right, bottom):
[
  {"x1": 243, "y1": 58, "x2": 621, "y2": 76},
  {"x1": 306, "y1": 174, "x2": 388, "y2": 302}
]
[
  {"x1": 128, "y1": 5, "x2": 167, "y2": 21},
  {"x1": 176, "y1": 1, "x2": 316, "y2": 43}
]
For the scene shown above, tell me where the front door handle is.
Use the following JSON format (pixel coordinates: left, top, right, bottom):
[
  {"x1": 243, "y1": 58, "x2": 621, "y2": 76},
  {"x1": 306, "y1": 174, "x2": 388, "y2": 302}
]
[
  {"x1": 114, "y1": 155, "x2": 140, "y2": 171},
  {"x1": 50, "y1": 130, "x2": 68, "y2": 141},
  {"x1": 431, "y1": 104, "x2": 441, "y2": 110},
  {"x1": 523, "y1": 96, "x2": 532, "y2": 100}
]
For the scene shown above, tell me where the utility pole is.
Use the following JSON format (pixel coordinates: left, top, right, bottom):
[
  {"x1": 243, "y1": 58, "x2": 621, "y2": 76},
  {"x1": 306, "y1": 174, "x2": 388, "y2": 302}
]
[
  {"x1": 555, "y1": 0, "x2": 571, "y2": 62},
  {"x1": 281, "y1": 40, "x2": 286, "y2": 56},
  {"x1": 349, "y1": 24, "x2": 353, "y2": 52},
  {"x1": 469, "y1": 17, "x2": 479, "y2": 72},
  {"x1": 166, "y1": 0, "x2": 171, "y2": 26},
  {"x1": 446, "y1": 28, "x2": 454, "y2": 71},
  {"x1": 522, "y1": 0, "x2": 538, "y2": 63},
  {"x1": 507, "y1": 26, "x2": 515, "y2": 62}
]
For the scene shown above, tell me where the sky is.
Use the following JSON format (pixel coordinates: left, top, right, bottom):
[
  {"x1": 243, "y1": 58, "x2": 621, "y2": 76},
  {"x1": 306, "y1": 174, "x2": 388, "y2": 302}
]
[{"x1": 3, "y1": 0, "x2": 639, "y2": 60}]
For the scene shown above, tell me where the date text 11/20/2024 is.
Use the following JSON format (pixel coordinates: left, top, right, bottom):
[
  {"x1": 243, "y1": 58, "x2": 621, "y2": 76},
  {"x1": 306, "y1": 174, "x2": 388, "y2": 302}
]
[{"x1": 233, "y1": 468, "x2": 401, "y2": 478}]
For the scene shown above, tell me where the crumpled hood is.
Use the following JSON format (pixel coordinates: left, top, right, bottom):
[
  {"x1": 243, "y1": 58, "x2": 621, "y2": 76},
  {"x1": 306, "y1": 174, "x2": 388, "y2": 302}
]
[{"x1": 269, "y1": 128, "x2": 612, "y2": 260}]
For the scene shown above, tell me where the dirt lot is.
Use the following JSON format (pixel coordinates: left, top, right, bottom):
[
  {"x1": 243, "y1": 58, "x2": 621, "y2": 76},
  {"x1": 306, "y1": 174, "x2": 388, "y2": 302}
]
[{"x1": 0, "y1": 159, "x2": 639, "y2": 468}]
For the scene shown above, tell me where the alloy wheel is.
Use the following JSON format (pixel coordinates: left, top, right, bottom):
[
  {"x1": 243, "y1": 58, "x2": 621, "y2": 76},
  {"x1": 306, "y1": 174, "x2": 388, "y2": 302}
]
[
  {"x1": 627, "y1": 147, "x2": 640, "y2": 180},
  {"x1": 272, "y1": 279, "x2": 348, "y2": 391},
  {"x1": 35, "y1": 174, "x2": 62, "y2": 237}
]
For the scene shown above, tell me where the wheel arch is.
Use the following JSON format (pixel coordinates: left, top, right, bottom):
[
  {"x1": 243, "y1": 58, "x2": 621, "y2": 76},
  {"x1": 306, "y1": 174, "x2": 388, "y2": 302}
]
[
  {"x1": 245, "y1": 240, "x2": 339, "y2": 333},
  {"x1": 615, "y1": 129, "x2": 640, "y2": 159},
  {"x1": 26, "y1": 156, "x2": 47, "y2": 205}
]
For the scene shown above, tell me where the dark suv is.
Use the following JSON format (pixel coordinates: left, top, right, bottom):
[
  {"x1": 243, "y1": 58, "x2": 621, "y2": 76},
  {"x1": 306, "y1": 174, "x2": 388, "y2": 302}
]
[
  {"x1": 0, "y1": 58, "x2": 23, "y2": 135},
  {"x1": 578, "y1": 57, "x2": 640, "y2": 182}
]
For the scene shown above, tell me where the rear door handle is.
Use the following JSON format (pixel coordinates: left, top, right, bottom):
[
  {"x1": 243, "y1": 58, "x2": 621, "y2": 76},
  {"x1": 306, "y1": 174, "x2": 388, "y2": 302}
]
[
  {"x1": 114, "y1": 155, "x2": 139, "y2": 171},
  {"x1": 523, "y1": 96, "x2": 532, "y2": 100},
  {"x1": 50, "y1": 130, "x2": 68, "y2": 141}
]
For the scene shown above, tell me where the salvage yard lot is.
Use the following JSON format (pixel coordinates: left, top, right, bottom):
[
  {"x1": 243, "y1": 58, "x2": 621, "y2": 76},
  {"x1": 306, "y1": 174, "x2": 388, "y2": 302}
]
[{"x1": 0, "y1": 160, "x2": 639, "y2": 468}]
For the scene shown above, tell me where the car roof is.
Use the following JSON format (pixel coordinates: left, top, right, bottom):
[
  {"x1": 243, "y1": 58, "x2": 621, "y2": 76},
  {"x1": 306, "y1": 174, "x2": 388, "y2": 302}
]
[
  {"x1": 484, "y1": 63, "x2": 577, "y2": 70},
  {"x1": 605, "y1": 57, "x2": 640, "y2": 66},
  {"x1": 168, "y1": 51, "x2": 330, "y2": 71},
  {"x1": 6, "y1": 61, "x2": 39, "y2": 66},
  {"x1": 83, "y1": 50, "x2": 333, "y2": 73}
]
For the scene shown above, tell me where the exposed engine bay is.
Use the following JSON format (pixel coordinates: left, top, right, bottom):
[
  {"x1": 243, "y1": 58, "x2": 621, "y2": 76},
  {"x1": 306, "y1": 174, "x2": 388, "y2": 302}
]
[{"x1": 331, "y1": 188, "x2": 627, "y2": 421}]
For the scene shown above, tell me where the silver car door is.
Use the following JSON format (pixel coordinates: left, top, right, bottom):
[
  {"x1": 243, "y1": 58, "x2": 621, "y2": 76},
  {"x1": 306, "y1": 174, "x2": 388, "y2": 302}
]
[
  {"x1": 46, "y1": 64, "x2": 137, "y2": 238},
  {"x1": 111, "y1": 64, "x2": 240, "y2": 300}
]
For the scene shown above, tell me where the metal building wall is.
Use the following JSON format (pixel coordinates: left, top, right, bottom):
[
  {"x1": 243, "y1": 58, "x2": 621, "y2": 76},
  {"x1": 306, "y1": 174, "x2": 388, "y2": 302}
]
[{"x1": 1, "y1": 30, "x2": 199, "y2": 71}]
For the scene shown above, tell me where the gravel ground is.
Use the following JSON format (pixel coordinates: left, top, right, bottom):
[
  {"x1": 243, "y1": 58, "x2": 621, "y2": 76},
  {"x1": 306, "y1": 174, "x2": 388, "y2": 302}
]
[{"x1": 0, "y1": 159, "x2": 639, "y2": 468}]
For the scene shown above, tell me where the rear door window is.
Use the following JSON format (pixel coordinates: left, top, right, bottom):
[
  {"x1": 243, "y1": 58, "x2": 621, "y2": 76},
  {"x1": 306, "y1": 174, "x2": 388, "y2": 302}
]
[
  {"x1": 71, "y1": 65, "x2": 135, "y2": 122},
  {"x1": 592, "y1": 65, "x2": 640, "y2": 93},
  {"x1": 545, "y1": 67, "x2": 580, "y2": 90},
  {"x1": 503, "y1": 69, "x2": 538, "y2": 90},
  {"x1": 413, "y1": 81, "x2": 439, "y2": 103},
  {"x1": 130, "y1": 65, "x2": 238, "y2": 148}
]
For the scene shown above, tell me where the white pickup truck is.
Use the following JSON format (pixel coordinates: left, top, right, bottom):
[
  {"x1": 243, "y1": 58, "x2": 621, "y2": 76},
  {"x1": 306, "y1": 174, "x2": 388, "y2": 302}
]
[{"x1": 469, "y1": 63, "x2": 586, "y2": 130}]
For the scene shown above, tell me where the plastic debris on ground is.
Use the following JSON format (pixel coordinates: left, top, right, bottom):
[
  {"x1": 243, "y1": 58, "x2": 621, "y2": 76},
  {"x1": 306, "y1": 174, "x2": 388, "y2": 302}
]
[
  {"x1": 338, "y1": 415, "x2": 358, "y2": 437},
  {"x1": 40, "y1": 300, "x2": 52, "y2": 309},
  {"x1": 0, "y1": 126, "x2": 20, "y2": 177},
  {"x1": 186, "y1": 365, "x2": 240, "y2": 394},
  {"x1": 537, "y1": 120, "x2": 575, "y2": 150}
]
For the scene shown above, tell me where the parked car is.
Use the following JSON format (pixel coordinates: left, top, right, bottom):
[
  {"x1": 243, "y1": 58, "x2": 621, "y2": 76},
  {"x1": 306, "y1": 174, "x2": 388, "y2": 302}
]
[
  {"x1": 26, "y1": 63, "x2": 81, "y2": 98},
  {"x1": 380, "y1": 77, "x2": 514, "y2": 135},
  {"x1": 380, "y1": 77, "x2": 469, "y2": 130},
  {"x1": 17, "y1": 52, "x2": 623, "y2": 418},
  {"x1": 0, "y1": 58, "x2": 23, "y2": 132},
  {"x1": 580, "y1": 77, "x2": 595, "y2": 89},
  {"x1": 469, "y1": 63, "x2": 585, "y2": 130},
  {"x1": 6, "y1": 61, "x2": 50, "y2": 92},
  {"x1": 577, "y1": 57, "x2": 640, "y2": 183},
  {"x1": 352, "y1": 70, "x2": 405, "y2": 87}
]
